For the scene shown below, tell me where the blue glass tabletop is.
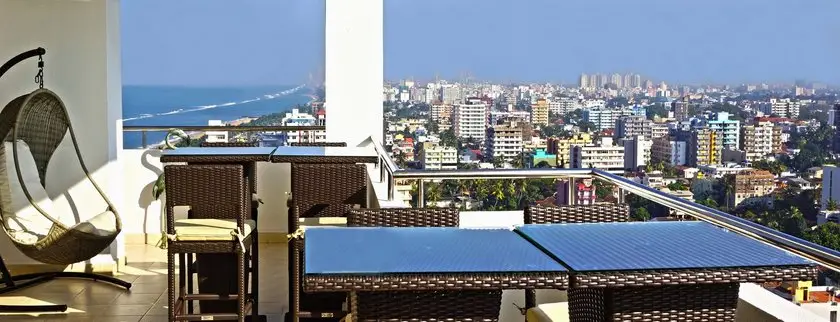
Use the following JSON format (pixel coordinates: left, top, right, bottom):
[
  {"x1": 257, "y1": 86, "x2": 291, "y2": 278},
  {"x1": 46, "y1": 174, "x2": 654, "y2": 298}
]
[
  {"x1": 161, "y1": 147, "x2": 277, "y2": 156},
  {"x1": 272, "y1": 146, "x2": 378, "y2": 158},
  {"x1": 516, "y1": 221, "x2": 813, "y2": 272},
  {"x1": 304, "y1": 227, "x2": 568, "y2": 275}
]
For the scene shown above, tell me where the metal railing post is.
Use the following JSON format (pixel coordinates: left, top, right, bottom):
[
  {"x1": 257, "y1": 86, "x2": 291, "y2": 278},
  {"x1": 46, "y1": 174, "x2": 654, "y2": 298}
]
[
  {"x1": 566, "y1": 178, "x2": 575, "y2": 205},
  {"x1": 141, "y1": 131, "x2": 147, "y2": 148},
  {"x1": 418, "y1": 179, "x2": 425, "y2": 208}
]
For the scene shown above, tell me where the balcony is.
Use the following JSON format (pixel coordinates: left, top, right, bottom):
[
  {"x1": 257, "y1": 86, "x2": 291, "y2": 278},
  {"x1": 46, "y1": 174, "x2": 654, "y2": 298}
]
[{"x1": 1, "y1": 1, "x2": 838, "y2": 321}]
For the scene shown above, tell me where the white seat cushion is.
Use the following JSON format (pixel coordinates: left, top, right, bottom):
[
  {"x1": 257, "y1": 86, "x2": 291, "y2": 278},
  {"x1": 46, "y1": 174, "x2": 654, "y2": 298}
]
[
  {"x1": 71, "y1": 210, "x2": 118, "y2": 236},
  {"x1": 526, "y1": 302, "x2": 569, "y2": 322},
  {"x1": 0, "y1": 141, "x2": 57, "y2": 244},
  {"x1": 172, "y1": 218, "x2": 255, "y2": 241}
]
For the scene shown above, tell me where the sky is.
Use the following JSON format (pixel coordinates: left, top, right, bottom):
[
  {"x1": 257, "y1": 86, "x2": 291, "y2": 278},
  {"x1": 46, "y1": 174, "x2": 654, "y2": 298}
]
[{"x1": 121, "y1": 0, "x2": 840, "y2": 87}]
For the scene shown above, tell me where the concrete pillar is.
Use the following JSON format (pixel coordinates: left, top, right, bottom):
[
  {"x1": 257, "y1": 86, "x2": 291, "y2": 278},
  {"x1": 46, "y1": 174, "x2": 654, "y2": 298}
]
[
  {"x1": 324, "y1": 0, "x2": 384, "y2": 147},
  {"x1": 0, "y1": 0, "x2": 123, "y2": 267}
]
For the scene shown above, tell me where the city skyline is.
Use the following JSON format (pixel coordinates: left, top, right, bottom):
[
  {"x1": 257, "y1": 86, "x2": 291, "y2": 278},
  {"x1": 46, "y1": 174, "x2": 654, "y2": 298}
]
[{"x1": 122, "y1": 0, "x2": 840, "y2": 86}]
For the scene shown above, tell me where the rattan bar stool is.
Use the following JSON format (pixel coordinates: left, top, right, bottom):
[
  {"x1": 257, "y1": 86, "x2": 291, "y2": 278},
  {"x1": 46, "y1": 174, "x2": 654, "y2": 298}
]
[
  {"x1": 164, "y1": 164, "x2": 259, "y2": 322},
  {"x1": 287, "y1": 161, "x2": 367, "y2": 322},
  {"x1": 523, "y1": 204, "x2": 629, "y2": 317},
  {"x1": 345, "y1": 207, "x2": 503, "y2": 322}
]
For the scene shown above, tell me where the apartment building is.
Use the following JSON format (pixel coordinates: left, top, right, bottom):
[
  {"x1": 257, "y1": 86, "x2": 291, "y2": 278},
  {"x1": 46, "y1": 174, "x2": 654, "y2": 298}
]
[
  {"x1": 672, "y1": 97, "x2": 691, "y2": 121},
  {"x1": 583, "y1": 108, "x2": 637, "y2": 130},
  {"x1": 651, "y1": 122, "x2": 670, "y2": 139},
  {"x1": 279, "y1": 108, "x2": 327, "y2": 144},
  {"x1": 615, "y1": 115, "x2": 653, "y2": 140},
  {"x1": 707, "y1": 112, "x2": 740, "y2": 150},
  {"x1": 555, "y1": 178, "x2": 597, "y2": 205},
  {"x1": 728, "y1": 170, "x2": 776, "y2": 208},
  {"x1": 651, "y1": 136, "x2": 687, "y2": 166},
  {"x1": 741, "y1": 121, "x2": 783, "y2": 162},
  {"x1": 486, "y1": 120, "x2": 525, "y2": 162},
  {"x1": 570, "y1": 137, "x2": 625, "y2": 173},
  {"x1": 549, "y1": 97, "x2": 579, "y2": 115},
  {"x1": 453, "y1": 97, "x2": 489, "y2": 140},
  {"x1": 531, "y1": 98, "x2": 550, "y2": 126},
  {"x1": 547, "y1": 133, "x2": 593, "y2": 168},
  {"x1": 430, "y1": 104, "x2": 453, "y2": 123},
  {"x1": 440, "y1": 84, "x2": 462, "y2": 105},
  {"x1": 623, "y1": 135, "x2": 652, "y2": 170},
  {"x1": 677, "y1": 128, "x2": 719, "y2": 166},
  {"x1": 766, "y1": 98, "x2": 801, "y2": 119},
  {"x1": 419, "y1": 142, "x2": 458, "y2": 170}
]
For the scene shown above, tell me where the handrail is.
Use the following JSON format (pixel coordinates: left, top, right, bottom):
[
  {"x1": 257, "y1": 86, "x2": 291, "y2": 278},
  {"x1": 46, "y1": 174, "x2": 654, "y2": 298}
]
[
  {"x1": 388, "y1": 166, "x2": 840, "y2": 272},
  {"x1": 122, "y1": 125, "x2": 325, "y2": 132}
]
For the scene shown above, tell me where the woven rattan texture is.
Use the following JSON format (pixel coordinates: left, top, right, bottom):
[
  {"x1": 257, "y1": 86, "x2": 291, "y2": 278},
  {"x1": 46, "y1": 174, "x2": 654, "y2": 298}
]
[
  {"x1": 523, "y1": 203, "x2": 628, "y2": 308},
  {"x1": 272, "y1": 155, "x2": 379, "y2": 164},
  {"x1": 304, "y1": 272, "x2": 568, "y2": 292},
  {"x1": 291, "y1": 163, "x2": 367, "y2": 218},
  {"x1": 570, "y1": 284, "x2": 740, "y2": 322},
  {"x1": 573, "y1": 265, "x2": 817, "y2": 288},
  {"x1": 161, "y1": 154, "x2": 271, "y2": 163},
  {"x1": 347, "y1": 208, "x2": 460, "y2": 227},
  {"x1": 351, "y1": 290, "x2": 501, "y2": 322},
  {"x1": 290, "y1": 142, "x2": 347, "y2": 147},
  {"x1": 162, "y1": 164, "x2": 256, "y2": 321},
  {"x1": 197, "y1": 141, "x2": 260, "y2": 211},
  {"x1": 524, "y1": 204, "x2": 629, "y2": 224}
]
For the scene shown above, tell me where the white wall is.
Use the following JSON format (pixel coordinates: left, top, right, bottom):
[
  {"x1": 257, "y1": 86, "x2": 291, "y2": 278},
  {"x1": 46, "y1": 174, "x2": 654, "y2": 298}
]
[
  {"x1": 0, "y1": 0, "x2": 123, "y2": 265},
  {"x1": 324, "y1": 0, "x2": 384, "y2": 147}
]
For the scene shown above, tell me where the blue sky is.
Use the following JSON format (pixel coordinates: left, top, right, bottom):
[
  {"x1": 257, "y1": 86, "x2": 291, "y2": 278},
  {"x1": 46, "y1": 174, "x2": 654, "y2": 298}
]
[{"x1": 121, "y1": 0, "x2": 839, "y2": 86}]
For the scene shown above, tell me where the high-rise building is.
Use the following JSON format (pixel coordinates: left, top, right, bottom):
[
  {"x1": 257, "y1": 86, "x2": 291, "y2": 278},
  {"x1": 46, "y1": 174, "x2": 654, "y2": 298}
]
[
  {"x1": 453, "y1": 97, "x2": 489, "y2": 140},
  {"x1": 530, "y1": 98, "x2": 550, "y2": 126},
  {"x1": 707, "y1": 112, "x2": 740, "y2": 151},
  {"x1": 584, "y1": 108, "x2": 637, "y2": 130},
  {"x1": 615, "y1": 115, "x2": 653, "y2": 140},
  {"x1": 440, "y1": 84, "x2": 462, "y2": 105},
  {"x1": 623, "y1": 74, "x2": 632, "y2": 89},
  {"x1": 579, "y1": 74, "x2": 589, "y2": 89},
  {"x1": 768, "y1": 98, "x2": 800, "y2": 119},
  {"x1": 651, "y1": 136, "x2": 687, "y2": 166},
  {"x1": 678, "y1": 128, "x2": 719, "y2": 166},
  {"x1": 672, "y1": 96, "x2": 690, "y2": 122},
  {"x1": 599, "y1": 74, "x2": 608, "y2": 89},
  {"x1": 741, "y1": 121, "x2": 782, "y2": 162},
  {"x1": 549, "y1": 97, "x2": 579, "y2": 115},
  {"x1": 610, "y1": 73, "x2": 622, "y2": 88},
  {"x1": 547, "y1": 133, "x2": 593, "y2": 168},
  {"x1": 832, "y1": 105, "x2": 840, "y2": 153},
  {"x1": 633, "y1": 74, "x2": 642, "y2": 88},
  {"x1": 651, "y1": 122, "x2": 670, "y2": 139},
  {"x1": 486, "y1": 120, "x2": 525, "y2": 162}
]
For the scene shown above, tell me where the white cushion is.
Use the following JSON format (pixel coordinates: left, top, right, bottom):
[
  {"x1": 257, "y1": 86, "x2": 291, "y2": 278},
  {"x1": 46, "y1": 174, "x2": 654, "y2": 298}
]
[
  {"x1": 172, "y1": 218, "x2": 255, "y2": 241},
  {"x1": 526, "y1": 302, "x2": 569, "y2": 322},
  {"x1": 0, "y1": 141, "x2": 57, "y2": 244},
  {"x1": 71, "y1": 210, "x2": 118, "y2": 236}
]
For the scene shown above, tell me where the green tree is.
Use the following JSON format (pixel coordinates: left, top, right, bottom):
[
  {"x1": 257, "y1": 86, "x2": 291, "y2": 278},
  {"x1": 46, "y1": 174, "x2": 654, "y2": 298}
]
[
  {"x1": 440, "y1": 128, "x2": 458, "y2": 148},
  {"x1": 808, "y1": 223, "x2": 840, "y2": 251},
  {"x1": 829, "y1": 198, "x2": 839, "y2": 211},
  {"x1": 631, "y1": 207, "x2": 651, "y2": 222},
  {"x1": 667, "y1": 181, "x2": 688, "y2": 191}
]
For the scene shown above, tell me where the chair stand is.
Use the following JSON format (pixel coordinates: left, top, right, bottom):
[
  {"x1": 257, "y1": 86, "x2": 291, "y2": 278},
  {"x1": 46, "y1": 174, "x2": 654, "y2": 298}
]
[{"x1": 0, "y1": 254, "x2": 132, "y2": 313}]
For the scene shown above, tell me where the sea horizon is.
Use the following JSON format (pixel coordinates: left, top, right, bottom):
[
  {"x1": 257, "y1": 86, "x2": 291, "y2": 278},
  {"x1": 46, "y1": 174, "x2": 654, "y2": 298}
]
[{"x1": 121, "y1": 84, "x2": 312, "y2": 148}]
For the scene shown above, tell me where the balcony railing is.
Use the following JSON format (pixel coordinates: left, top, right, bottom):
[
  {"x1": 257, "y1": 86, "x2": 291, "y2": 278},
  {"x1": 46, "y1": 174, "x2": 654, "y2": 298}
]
[
  {"x1": 123, "y1": 125, "x2": 326, "y2": 147},
  {"x1": 370, "y1": 139, "x2": 840, "y2": 273}
]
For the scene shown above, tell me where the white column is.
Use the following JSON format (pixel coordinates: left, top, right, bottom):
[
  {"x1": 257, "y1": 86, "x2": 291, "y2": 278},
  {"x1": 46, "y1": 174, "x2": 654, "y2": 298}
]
[
  {"x1": 325, "y1": 0, "x2": 384, "y2": 147},
  {"x1": 0, "y1": 0, "x2": 123, "y2": 266}
]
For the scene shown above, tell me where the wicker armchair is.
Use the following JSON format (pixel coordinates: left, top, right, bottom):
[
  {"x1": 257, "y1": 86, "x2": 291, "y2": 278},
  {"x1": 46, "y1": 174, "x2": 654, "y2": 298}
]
[
  {"x1": 288, "y1": 163, "x2": 368, "y2": 321},
  {"x1": 346, "y1": 208, "x2": 502, "y2": 322},
  {"x1": 163, "y1": 164, "x2": 259, "y2": 322},
  {"x1": 523, "y1": 204, "x2": 629, "y2": 311}
]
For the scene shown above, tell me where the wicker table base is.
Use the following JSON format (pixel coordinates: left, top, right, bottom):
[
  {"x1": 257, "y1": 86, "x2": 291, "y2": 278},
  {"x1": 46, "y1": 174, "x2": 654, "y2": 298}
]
[{"x1": 568, "y1": 283, "x2": 739, "y2": 322}]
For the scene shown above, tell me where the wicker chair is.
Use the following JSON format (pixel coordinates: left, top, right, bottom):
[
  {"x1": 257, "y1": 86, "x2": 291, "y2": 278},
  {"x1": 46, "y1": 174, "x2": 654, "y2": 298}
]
[
  {"x1": 346, "y1": 208, "x2": 502, "y2": 322},
  {"x1": 523, "y1": 204, "x2": 629, "y2": 310},
  {"x1": 0, "y1": 48, "x2": 130, "y2": 313},
  {"x1": 287, "y1": 162, "x2": 368, "y2": 321},
  {"x1": 194, "y1": 141, "x2": 261, "y2": 315},
  {"x1": 164, "y1": 164, "x2": 259, "y2": 322}
]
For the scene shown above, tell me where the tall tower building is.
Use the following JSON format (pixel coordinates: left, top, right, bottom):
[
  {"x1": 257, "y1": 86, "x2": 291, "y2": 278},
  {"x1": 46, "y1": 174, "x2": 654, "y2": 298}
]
[
  {"x1": 579, "y1": 74, "x2": 589, "y2": 89},
  {"x1": 610, "y1": 73, "x2": 622, "y2": 88}
]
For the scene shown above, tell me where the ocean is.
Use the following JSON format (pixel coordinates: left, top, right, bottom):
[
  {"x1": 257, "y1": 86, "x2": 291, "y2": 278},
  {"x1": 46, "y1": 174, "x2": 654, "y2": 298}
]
[{"x1": 121, "y1": 85, "x2": 312, "y2": 148}]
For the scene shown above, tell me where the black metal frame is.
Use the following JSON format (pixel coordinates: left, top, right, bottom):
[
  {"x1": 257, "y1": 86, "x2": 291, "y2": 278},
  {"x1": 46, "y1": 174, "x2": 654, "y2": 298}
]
[{"x1": 0, "y1": 254, "x2": 132, "y2": 313}]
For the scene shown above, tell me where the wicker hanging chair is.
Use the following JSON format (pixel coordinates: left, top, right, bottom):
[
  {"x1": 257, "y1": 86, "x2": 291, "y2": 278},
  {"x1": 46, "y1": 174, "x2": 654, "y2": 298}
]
[{"x1": 0, "y1": 48, "x2": 130, "y2": 314}]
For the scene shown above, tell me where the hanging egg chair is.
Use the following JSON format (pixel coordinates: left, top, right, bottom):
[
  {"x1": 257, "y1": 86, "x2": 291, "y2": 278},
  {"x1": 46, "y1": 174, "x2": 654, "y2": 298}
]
[{"x1": 0, "y1": 48, "x2": 131, "y2": 313}]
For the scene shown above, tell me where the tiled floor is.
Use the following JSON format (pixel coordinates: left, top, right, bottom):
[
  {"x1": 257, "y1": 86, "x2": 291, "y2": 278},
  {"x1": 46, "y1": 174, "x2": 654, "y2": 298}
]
[{"x1": 0, "y1": 243, "x2": 289, "y2": 322}]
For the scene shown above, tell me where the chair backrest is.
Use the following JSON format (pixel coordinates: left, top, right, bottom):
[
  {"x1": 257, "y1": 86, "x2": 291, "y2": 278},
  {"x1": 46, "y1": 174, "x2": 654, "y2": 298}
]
[
  {"x1": 348, "y1": 208, "x2": 459, "y2": 227},
  {"x1": 164, "y1": 164, "x2": 247, "y2": 232},
  {"x1": 290, "y1": 142, "x2": 346, "y2": 147},
  {"x1": 200, "y1": 141, "x2": 258, "y2": 147},
  {"x1": 524, "y1": 204, "x2": 629, "y2": 224},
  {"x1": 291, "y1": 163, "x2": 367, "y2": 218}
]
